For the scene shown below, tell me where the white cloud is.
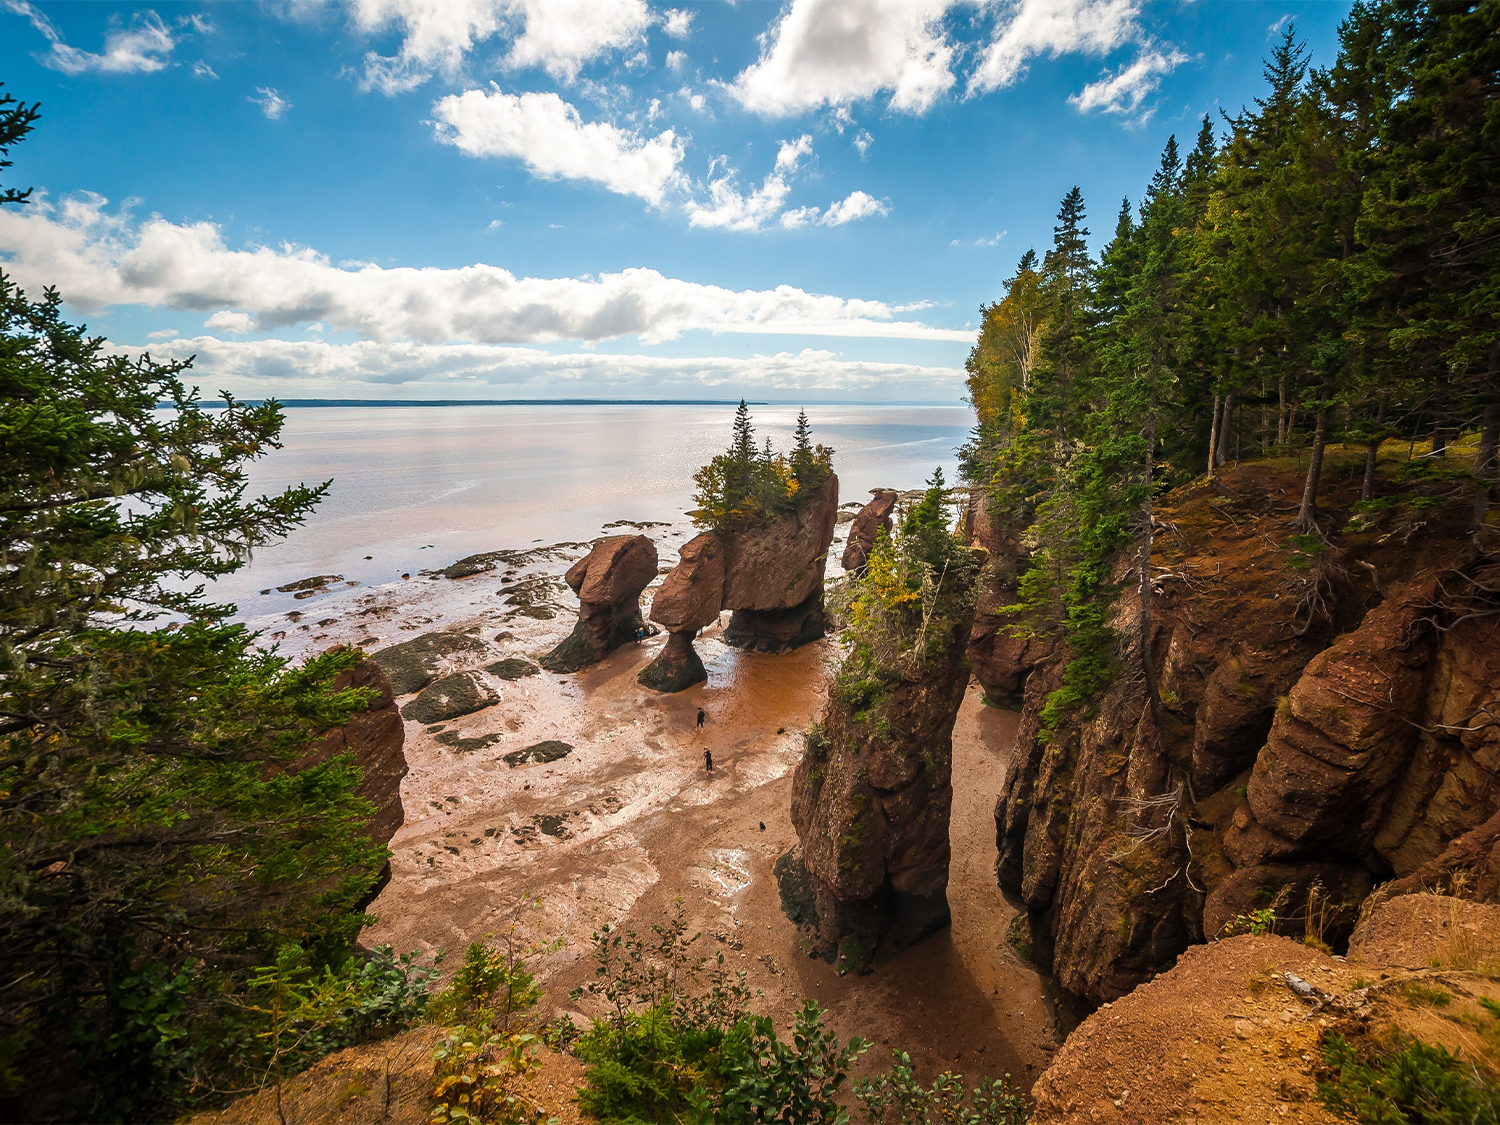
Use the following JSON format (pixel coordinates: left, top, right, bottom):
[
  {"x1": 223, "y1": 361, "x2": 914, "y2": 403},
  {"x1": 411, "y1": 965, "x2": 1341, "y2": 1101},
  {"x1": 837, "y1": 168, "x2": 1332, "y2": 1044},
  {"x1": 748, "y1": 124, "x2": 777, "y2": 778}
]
[
  {"x1": 249, "y1": 87, "x2": 292, "y2": 119},
  {"x1": 106, "y1": 335, "x2": 966, "y2": 398},
  {"x1": 687, "y1": 136, "x2": 813, "y2": 233},
  {"x1": 665, "y1": 49, "x2": 687, "y2": 72},
  {"x1": 431, "y1": 86, "x2": 685, "y2": 206},
  {"x1": 782, "y1": 189, "x2": 889, "y2": 229},
  {"x1": 340, "y1": 0, "x2": 649, "y2": 93},
  {"x1": 1068, "y1": 45, "x2": 1188, "y2": 117},
  {"x1": 970, "y1": 0, "x2": 1142, "y2": 92},
  {"x1": 6, "y1": 2, "x2": 178, "y2": 75},
  {"x1": 0, "y1": 192, "x2": 972, "y2": 344},
  {"x1": 975, "y1": 230, "x2": 1006, "y2": 246},
  {"x1": 733, "y1": 0, "x2": 956, "y2": 116},
  {"x1": 660, "y1": 8, "x2": 693, "y2": 39},
  {"x1": 192, "y1": 60, "x2": 218, "y2": 79},
  {"x1": 853, "y1": 130, "x2": 874, "y2": 157},
  {"x1": 205, "y1": 310, "x2": 254, "y2": 333}
]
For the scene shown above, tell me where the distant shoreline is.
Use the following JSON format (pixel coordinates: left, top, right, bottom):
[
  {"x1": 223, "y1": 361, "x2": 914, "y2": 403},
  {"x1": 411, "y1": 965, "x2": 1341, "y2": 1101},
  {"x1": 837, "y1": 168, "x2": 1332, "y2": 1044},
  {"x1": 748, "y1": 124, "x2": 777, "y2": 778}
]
[{"x1": 171, "y1": 398, "x2": 767, "y2": 409}]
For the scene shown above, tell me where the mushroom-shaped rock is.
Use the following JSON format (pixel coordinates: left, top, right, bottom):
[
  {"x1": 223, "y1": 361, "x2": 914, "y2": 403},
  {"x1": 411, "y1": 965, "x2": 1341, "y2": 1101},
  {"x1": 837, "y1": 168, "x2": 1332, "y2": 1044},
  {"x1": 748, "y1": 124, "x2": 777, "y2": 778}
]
[
  {"x1": 541, "y1": 534, "x2": 658, "y2": 673},
  {"x1": 649, "y1": 532, "x2": 724, "y2": 632},
  {"x1": 840, "y1": 490, "x2": 897, "y2": 576}
]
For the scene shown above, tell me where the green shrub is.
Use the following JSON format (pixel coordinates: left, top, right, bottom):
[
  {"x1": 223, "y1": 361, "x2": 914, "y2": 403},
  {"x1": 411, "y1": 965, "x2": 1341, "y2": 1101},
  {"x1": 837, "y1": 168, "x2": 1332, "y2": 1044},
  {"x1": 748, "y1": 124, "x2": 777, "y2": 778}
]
[
  {"x1": 856, "y1": 1049, "x2": 1030, "y2": 1124},
  {"x1": 1317, "y1": 1031, "x2": 1500, "y2": 1124}
]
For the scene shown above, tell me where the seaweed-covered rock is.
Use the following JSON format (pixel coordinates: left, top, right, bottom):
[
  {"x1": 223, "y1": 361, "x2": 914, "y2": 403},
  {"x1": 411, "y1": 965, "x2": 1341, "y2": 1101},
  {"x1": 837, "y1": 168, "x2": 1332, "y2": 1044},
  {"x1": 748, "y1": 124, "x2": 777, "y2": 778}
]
[
  {"x1": 541, "y1": 535, "x2": 658, "y2": 673},
  {"x1": 485, "y1": 658, "x2": 540, "y2": 680},
  {"x1": 638, "y1": 629, "x2": 708, "y2": 693},
  {"x1": 503, "y1": 740, "x2": 574, "y2": 768},
  {"x1": 371, "y1": 631, "x2": 488, "y2": 695},
  {"x1": 400, "y1": 671, "x2": 498, "y2": 724}
]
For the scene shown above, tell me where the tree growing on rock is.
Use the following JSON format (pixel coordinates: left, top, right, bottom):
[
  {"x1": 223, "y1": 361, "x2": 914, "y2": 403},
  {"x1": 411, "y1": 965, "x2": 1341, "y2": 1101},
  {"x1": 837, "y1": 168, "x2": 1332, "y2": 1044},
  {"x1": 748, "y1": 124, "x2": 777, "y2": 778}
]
[{"x1": 692, "y1": 401, "x2": 832, "y2": 532}]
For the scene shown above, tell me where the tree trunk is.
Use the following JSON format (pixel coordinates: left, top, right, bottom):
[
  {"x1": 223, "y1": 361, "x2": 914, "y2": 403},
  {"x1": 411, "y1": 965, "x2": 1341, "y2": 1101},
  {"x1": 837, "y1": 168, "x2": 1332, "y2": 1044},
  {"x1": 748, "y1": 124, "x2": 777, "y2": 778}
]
[
  {"x1": 1361, "y1": 390, "x2": 1389, "y2": 504},
  {"x1": 1216, "y1": 394, "x2": 1234, "y2": 468},
  {"x1": 1432, "y1": 372, "x2": 1450, "y2": 458},
  {"x1": 1296, "y1": 409, "x2": 1329, "y2": 533},
  {"x1": 1207, "y1": 394, "x2": 1221, "y2": 476},
  {"x1": 1473, "y1": 402, "x2": 1500, "y2": 536},
  {"x1": 1140, "y1": 403, "x2": 1166, "y2": 730},
  {"x1": 1277, "y1": 378, "x2": 1287, "y2": 446}
]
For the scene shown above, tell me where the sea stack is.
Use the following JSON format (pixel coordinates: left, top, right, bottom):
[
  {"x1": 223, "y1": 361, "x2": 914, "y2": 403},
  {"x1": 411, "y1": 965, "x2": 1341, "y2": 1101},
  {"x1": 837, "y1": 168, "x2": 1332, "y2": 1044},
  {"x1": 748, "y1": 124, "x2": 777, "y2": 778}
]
[
  {"x1": 721, "y1": 473, "x2": 839, "y2": 653},
  {"x1": 639, "y1": 531, "x2": 725, "y2": 692},
  {"x1": 541, "y1": 534, "x2": 657, "y2": 673},
  {"x1": 840, "y1": 489, "x2": 898, "y2": 576}
]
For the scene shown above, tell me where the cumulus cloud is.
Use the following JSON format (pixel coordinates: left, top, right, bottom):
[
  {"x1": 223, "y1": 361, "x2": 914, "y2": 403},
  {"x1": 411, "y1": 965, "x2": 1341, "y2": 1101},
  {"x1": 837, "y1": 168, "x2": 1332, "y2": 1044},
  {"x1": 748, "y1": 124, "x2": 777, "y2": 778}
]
[
  {"x1": 687, "y1": 136, "x2": 814, "y2": 232},
  {"x1": 249, "y1": 87, "x2": 292, "y2": 119},
  {"x1": 105, "y1": 335, "x2": 966, "y2": 398},
  {"x1": 665, "y1": 49, "x2": 687, "y2": 72},
  {"x1": 732, "y1": 0, "x2": 956, "y2": 116},
  {"x1": 205, "y1": 310, "x2": 254, "y2": 333},
  {"x1": 6, "y1": 2, "x2": 179, "y2": 74},
  {"x1": 1068, "y1": 45, "x2": 1188, "y2": 117},
  {"x1": 781, "y1": 189, "x2": 889, "y2": 230},
  {"x1": 0, "y1": 193, "x2": 971, "y2": 344},
  {"x1": 340, "y1": 0, "x2": 649, "y2": 93},
  {"x1": 431, "y1": 86, "x2": 685, "y2": 206},
  {"x1": 660, "y1": 8, "x2": 693, "y2": 39},
  {"x1": 970, "y1": 0, "x2": 1143, "y2": 92}
]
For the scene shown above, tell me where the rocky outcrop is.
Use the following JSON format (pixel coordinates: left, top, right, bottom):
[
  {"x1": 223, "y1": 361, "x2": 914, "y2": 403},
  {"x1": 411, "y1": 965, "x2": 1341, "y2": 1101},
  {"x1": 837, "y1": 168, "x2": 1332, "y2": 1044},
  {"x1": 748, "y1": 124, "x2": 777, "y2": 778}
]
[
  {"x1": 840, "y1": 490, "x2": 897, "y2": 575},
  {"x1": 782, "y1": 576, "x2": 976, "y2": 974},
  {"x1": 991, "y1": 465, "x2": 1500, "y2": 1005},
  {"x1": 722, "y1": 474, "x2": 838, "y2": 654},
  {"x1": 1031, "y1": 895, "x2": 1500, "y2": 1124},
  {"x1": 1358, "y1": 807, "x2": 1500, "y2": 919},
  {"x1": 639, "y1": 532, "x2": 722, "y2": 691},
  {"x1": 541, "y1": 535, "x2": 658, "y2": 673},
  {"x1": 301, "y1": 654, "x2": 407, "y2": 847}
]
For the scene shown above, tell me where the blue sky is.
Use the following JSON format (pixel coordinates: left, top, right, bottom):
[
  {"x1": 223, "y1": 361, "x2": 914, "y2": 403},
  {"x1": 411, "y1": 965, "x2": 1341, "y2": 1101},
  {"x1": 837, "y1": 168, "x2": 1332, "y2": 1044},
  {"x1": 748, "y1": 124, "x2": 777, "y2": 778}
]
[{"x1": 0, "y1": 0, "x2": 1352, "y2": 402}]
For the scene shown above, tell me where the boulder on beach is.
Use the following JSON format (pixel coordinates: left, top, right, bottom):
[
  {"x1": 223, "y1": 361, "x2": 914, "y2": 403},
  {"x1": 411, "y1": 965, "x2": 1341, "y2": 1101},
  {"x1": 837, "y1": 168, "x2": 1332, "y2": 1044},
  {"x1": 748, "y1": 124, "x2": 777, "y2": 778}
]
[
  {"x1": 637, "y1": 629, "x2": 708, "y2": 693},
  {"x1": 370, "y1": 630, "x2": 488, "y2": 696},
  {"x1": 400, "y1": 670, "x2": 499, "y2": 724},
  {"x1": 840, "y1": 490, "x2": 897, "y2": 575},
  {"x1": 485, "y1": 658, "x2": 540, "y2": 680},
  {"x1": 541, "y1": 534, "x2": 658, "y2": 673},
  {"x1": 649, "y1": 532, "x2": 725, "y2": 632}
]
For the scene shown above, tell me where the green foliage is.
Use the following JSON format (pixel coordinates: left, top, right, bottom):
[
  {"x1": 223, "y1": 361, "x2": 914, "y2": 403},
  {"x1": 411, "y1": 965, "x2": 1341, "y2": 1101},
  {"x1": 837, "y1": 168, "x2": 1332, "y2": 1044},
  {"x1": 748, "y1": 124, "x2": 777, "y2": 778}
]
[
  {"x1": 832, "y1": 469, "x2": 982, "y2": 728},
  {"x1": 427, "y1": 938, "x2": 545, "y2": 1029},
  {"x1": 1224, "y1": 907, "x2": 1279, "y2": 937},
  {"x1": 1317, "y1": 1030, "x2": 1500, "y2": 1124},
  {"x1": 855, "y1": 1049, "x2": 1030, "y2": 1124},
  {"x1": 691, "y1": 401, "x2": 833, "y2": 531},
  {"x1": 0, "y1": 91, "x2": 406, "y2": 1121},
  {"x1": 699, "y1": 1001, "x2": 867, "y2": 1124},
  {"x1": 430, "y1": 1027, "x2": 546, "y2": 1125}
]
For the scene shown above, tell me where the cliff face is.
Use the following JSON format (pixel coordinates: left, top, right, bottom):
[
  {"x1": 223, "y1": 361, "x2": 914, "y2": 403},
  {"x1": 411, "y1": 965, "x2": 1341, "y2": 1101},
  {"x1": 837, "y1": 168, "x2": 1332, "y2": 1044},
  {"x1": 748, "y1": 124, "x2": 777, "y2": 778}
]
[
  {"x1": 300, "y1": 654, "x2": 408, "y2": 848},
  {"x1": 981, "y1": 462, "x2": 1500, "y2": 1005}
]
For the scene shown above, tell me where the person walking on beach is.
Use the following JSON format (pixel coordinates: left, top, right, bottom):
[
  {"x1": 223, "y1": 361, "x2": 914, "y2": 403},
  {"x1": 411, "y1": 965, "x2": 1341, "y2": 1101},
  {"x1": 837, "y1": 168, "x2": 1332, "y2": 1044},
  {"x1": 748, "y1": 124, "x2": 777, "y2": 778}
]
[
  {"x1": 703, "y1": 749, "x2": 713, "y2": 772},
  {"x1": 633, "y1": 626, "x2": 644, "y2": 645},
  {"x1": 696, "y1": 707, "x2": 706, "y2": 730}
]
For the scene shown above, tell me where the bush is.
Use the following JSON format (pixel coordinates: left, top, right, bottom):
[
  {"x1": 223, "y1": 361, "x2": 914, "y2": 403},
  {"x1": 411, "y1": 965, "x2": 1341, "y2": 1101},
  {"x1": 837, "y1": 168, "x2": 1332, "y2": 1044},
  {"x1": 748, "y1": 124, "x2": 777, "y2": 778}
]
[{"x1": 1317, "y1": 1030, "x2": 1500, "y2": 1124}]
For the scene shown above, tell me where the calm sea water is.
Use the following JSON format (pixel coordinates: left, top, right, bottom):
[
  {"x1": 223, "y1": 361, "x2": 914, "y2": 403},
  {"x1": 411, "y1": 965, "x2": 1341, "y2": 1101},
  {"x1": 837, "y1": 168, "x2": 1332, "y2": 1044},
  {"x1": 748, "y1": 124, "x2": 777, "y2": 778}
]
[{"x1": 216, "y1": 403, "x2": 973, "y2": 613}]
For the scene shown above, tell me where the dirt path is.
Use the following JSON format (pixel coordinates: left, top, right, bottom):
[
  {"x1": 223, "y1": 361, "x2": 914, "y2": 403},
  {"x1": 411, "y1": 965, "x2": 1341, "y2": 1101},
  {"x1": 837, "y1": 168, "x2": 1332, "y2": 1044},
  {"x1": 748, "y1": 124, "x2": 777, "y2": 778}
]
[{"x1": 362, "y1": 618, "x2": 1056, "y2": 1090}]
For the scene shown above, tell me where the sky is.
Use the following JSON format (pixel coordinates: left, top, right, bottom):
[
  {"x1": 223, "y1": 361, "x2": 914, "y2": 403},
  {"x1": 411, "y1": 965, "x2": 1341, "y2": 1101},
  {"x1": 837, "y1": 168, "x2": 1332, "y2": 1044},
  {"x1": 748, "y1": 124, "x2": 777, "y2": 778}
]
[{"x1": 0, "y1": 0, "x2": 1354, "y2": 404}]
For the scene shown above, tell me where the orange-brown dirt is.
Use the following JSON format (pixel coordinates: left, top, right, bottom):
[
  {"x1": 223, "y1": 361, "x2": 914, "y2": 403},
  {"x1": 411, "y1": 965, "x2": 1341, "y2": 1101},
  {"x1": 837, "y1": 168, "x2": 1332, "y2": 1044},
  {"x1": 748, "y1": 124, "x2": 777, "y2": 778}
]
[{"x1": 1030, "y1": 893, "x2": 1500, "y2": 1125}]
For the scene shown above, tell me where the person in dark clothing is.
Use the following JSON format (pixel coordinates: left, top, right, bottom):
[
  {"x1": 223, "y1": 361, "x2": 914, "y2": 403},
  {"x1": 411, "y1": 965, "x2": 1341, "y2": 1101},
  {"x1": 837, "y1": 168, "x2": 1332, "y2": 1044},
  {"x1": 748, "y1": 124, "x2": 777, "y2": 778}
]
[
  {"x1": 633, "y1": 626, "x2": 643, "y2": 645},
  {"x1": 696, "y1": 707, "x2": 706, "y2": 729},
  {"x1": 703, "y1": 749, "x2": 713, "y2": 772}
]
